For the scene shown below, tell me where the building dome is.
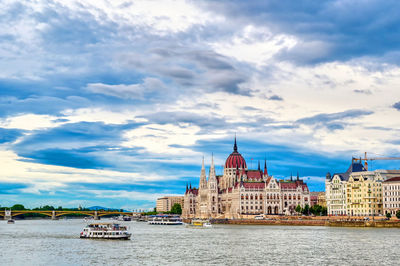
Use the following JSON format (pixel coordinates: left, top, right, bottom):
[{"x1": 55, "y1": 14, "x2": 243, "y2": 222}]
[{"x1": 225, "y1": 137, "x2": 247, "y2": 169}]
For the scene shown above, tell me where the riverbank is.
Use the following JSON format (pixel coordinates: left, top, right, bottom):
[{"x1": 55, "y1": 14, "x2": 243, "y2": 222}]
[{"x1": 184, "y1": 217, "x2": 400, "y2": 228}]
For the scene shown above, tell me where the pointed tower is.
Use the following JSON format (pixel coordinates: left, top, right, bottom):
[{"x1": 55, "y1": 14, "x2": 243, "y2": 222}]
[
  {"x1": 264, "y1": 159, "x2": 268, "y2": 177},
  {"x1": 297, "y1": 171, "x2": 300, "y2": 181},
  {"x1": 208, "y1": 154, "x2": 217, "y2": 191},
  {"x1": 199, "y1": 156, "x2": 207, "y2": 190},
  {"x1": 290, "y1": 172, "x2": 293, "y2": 181},
  {"x1": 208, "y1": 153, "x2": 218, "y2": 218},
  {"x1": 258, "y1": 160, "x2": 261, "y2": 171}
]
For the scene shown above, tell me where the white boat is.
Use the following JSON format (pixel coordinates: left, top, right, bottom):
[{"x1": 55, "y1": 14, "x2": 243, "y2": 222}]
[
  {"x1": 80, "y1": 223, "x2": 131, "y2": 240},
  {"x1": 117, "y1": 215, "x2": 132, "y2": 221},
  {"x1": 148, "y1": 215, "x2": 183, "y2": 225},
  {"x1": 7, "y1": 219, "x2": 15, "y2": 224},
  {"x1": 186, "y1": 219, "x2": 212, "y2": 228}
]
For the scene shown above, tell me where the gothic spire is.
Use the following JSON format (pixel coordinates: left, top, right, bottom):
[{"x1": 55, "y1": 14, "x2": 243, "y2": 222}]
[
  {"x1": 209, "y1": 153, "x2": 216, "y2": 180},
  {"x1": 264, "y1": 159, "x2": 268, "y2": 176},
  {"x1": 297, "y1": 171, "x2": 299, "y2": 181},
  {"x1": 258, "y1": 160, "x2": 260, "y2": 171},
  {"x1": 233, "y1": 134, "x2": 238, "y2": 152},
  {"x1": 290, "y1": 172, "x2": 293, "y2": 181},
  {"x1": 200, "y1": 156, "x2": 207, "y2": 189}
]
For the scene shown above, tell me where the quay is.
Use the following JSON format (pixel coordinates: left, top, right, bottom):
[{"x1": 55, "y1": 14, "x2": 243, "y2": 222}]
[{"x1": 183, "y1": 216, "x2": 400, "y2": 228}]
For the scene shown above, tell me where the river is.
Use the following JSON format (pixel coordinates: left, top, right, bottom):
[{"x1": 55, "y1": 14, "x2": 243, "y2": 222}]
[{"x1": 1, "y1": 219, "x2": 399, "y2": 265}]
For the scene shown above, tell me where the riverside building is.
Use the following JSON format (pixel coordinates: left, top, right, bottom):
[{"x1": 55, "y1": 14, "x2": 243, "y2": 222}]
[
  {"x1": 383, "y1": 177, "x2": 400, "y2": 216},
  {"x1": 182, "y1": 138, "x2": 310, "y2": 219},
  {"x1": 326, "y1": 162, "x2": 400, "y2": 216},
  {"x1": 156, "y1": 196, "x2": 184, "y2": 212}
]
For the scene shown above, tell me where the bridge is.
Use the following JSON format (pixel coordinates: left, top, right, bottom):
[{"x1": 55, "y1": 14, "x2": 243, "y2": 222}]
[{"x1": 0, "y1": 210, "x2": 141, "y2": 220}]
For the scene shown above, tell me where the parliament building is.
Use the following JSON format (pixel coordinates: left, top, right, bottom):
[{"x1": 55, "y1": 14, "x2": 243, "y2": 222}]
[{"x1": 183, "y1": 138, "x2": 311, "y2": 219}]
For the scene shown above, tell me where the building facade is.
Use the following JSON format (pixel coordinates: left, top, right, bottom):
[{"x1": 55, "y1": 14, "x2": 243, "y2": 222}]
[
  {"x1": 326, "y1": 163, "x2": 400, "y2": 216},
  {"x1": 182, "y1": 139, "x2": 311, "y2": 219},
  {"x1": 383, "y1": 177, "x2": 400, "y2": 216},
  {"x1": 156, "y1": 196, "x2": 184, "y2": 212}
]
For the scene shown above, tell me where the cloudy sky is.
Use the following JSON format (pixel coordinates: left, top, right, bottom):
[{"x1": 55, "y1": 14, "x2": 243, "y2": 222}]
[{"x1": 1, "y1": 0, "x2": 400, "y2": 210}]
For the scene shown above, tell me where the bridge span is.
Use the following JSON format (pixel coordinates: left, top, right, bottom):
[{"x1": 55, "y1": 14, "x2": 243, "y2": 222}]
[{"x1": 0, "y1": 210, "x2": 141, "y2": 220}]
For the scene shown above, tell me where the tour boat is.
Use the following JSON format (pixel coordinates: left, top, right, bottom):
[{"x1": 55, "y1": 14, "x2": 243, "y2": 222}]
[
  {"x1": 186, "y1": 219, "x2": 212, "y2": 228},
  {"x1": 148, "y1": 215, "x2": 183, "y2": 225},
  {"x1": 7, "y1": 219, "x2": 15, "y2": 224},
  {"x1": 80, "y1": 223, "x2": 131, "y2": 240}
]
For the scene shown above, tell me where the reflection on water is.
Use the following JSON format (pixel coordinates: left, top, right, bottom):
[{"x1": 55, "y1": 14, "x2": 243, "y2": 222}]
[{"x1": 1, "y1": 219, "x2": 399, "y2": 265}]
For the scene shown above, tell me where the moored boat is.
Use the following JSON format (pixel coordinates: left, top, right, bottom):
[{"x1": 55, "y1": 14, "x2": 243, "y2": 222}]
[
  {"x1": 7, "y1": 219, "x2": 15, "y2": 224},
  {"x1": 80, "y1": 223, "x2": 131, "y2": 240},
  {"x1": 148, "y1": 215, "x2": 183, "y2": 225},
  {"x1": 186, "y1": 219, "x2": 212, "y2": 228}
]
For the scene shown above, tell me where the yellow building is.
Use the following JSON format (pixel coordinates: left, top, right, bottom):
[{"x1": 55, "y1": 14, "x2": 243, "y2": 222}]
[
  {"x1": 317, "y1": 192, "x2": 326, "y2": 207},
  {"x1": 156, "y1": 196, "x2": 184, "y2": 212},
  {"x1": 346, "y1": 173, "x2": 383, "y2": 216}
]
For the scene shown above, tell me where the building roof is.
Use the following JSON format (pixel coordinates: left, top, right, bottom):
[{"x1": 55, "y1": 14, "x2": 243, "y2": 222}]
[
  {"x1": 384, "y1": 176, "x2": 400, "y2": 183},
  {"x1": 242, "y1": 182, "x2": 265, "y2": 189},
  {"x1": 247, "y1": 170, "x2": 263, "y2": 180},
  {"x1": 280, "y1": 180, "x2": 309, "y2": 192},
  {"x1": 333, "y1": 162, "x2": 367, "y2": 181}
]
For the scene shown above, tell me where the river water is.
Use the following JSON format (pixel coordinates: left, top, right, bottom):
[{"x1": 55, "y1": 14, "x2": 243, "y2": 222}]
[{"x1": 0, "y1": 219, "x2": 399, "y2": 265}]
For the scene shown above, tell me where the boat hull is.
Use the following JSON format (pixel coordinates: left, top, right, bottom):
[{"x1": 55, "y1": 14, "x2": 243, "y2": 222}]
[{"x1": 80, "y1": 235, "x2": 131, "y2": 240}]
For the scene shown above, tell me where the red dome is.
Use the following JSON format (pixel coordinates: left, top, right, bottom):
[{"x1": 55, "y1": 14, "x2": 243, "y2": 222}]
[
  {"x1": 225, "y1": 137, "x2": 247, "y2": 169},
  {"x1": 225, "y1": 151, "x2": 247, "y2": 169}
]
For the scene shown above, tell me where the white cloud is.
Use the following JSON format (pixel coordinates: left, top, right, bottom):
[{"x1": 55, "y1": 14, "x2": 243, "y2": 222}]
[{"x1": 0, "y1": 114, "x2": 62, "y2": 131}]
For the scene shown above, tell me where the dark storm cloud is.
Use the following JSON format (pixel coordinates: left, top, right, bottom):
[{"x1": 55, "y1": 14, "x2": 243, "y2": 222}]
[
  {"x1": 269, "y1": 95, "x2": 283, "y2": 101},
  {"x1": 296, "y1": 109, "x2": 373, "y2": 131},
  {"x1": 297, "y1": 109, "x2": 373, "y2": 125},
  {"x1": 200, "y1": 0, "x2": 400, "y2": 65},
  {"x1": 117, "y1": 47, "x2": 251, "y2": 95}
]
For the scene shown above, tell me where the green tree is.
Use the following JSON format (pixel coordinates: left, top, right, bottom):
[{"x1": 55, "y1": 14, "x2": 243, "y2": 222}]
[
  {"x1": 386, "y1": 212, "x2": 392, "y2": 219},
  {"x1": 170, "y1": 203, "x2": 182, "y2": 214},
  {"x1": 295, "y1": 205, "x2": 302, "y2": 214},
  {"x1": 302, "y1": 204, "x2": 310, "y2": 215},
  {"x1": 321, "y1": 207, "x2": 328, "y2": 216},
  {"x1": 11, "y1": 204, "x2": 25, "y2": 210},
  {"x1": 396, "y1": 210, "x2": 400, "y2": 219}
]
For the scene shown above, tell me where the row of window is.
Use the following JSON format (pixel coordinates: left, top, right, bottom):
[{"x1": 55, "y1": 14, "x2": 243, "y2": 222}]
[
  {"x1": 384, "y1": 185, "x2": 400, "y2": 191},
  {"x1": 384, "y1": 191, "x2": 400, "y2": 196},
  {"x1": 385, "y1": 204, "x2": 400, "y2": 208}
]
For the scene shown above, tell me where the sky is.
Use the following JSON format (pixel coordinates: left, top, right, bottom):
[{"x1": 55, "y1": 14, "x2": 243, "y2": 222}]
[{"x1": 1, "y1": 0, "x2": 400, "y2": 210}]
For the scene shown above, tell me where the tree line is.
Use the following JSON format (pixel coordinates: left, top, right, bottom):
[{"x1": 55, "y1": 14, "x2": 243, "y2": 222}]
[{"x1": 295, "y1": 204, "x2": 328, "y2": 216}]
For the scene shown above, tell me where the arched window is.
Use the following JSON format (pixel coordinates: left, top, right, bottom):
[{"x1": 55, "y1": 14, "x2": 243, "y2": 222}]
[
  {"x1": 255, "y1": 195, "x2": 258, "y2": 200},
  {"x1": 284, "y1": 195, "x2": 287, "y2": 200},
  {"x1": 246, "y1": 195, "x2": 249, "y2": 200},
  {"x1": 250, "y1": 195, "x2": 253, "y2": 200},
  {"x1": 298, "y1": 195, "x2": 300, "y2": 200},
  {"x1": 289, "y1": 195, "x2": 292, "y2": 200},
  {"x1": 267, "y1": 195, "x2": 270, "y2": 199},
  {"x1": 260, "y1": 194, "x2": 263, "y2": 200},
  {"x1": 241, "y1": 195, "x2": 244, "y2": 200}
]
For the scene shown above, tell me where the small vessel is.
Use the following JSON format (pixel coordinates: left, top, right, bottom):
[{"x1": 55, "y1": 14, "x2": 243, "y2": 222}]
[
  {"x1": 186, "y1": 219, "x2": 212, "y2": 228},
  {"x1": 148, "y1": 215, "x2": 183, "y2": 225},
  {"x1": 7, "y1": 219, "x2": 15, "y2": 224},
  {"x1": 80, "y1": 223, "x2": 131, "y2": 240},
  {"x1": 117, "y1": 215, "x2": 132, "y2": 221}
]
